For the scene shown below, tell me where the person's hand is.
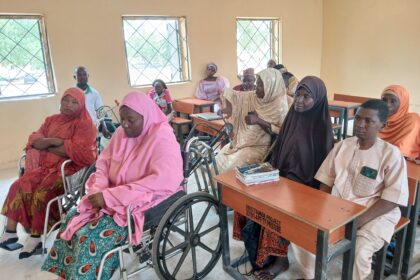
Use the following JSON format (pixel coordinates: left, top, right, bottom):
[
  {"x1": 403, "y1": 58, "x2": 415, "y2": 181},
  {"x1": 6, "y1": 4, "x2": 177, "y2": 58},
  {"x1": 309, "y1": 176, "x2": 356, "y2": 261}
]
[
  {"x1": 32, "y1": 137, "x2": 62, "y2": 150},
  {"x1": 100, "y1": 121, "x2": 112, "y2": 139},
  {"x1": 48, "y1": 138, "x2": 64, "y2": 147},
  {"x1": 220, "y1": 100, "x2": 233, "y2": 118},
  {"x1": 245, "y1": 112, "x2": 260, "y2": 125},
  {"x1": 88, "y1": 192, "x2": 106, "y2": 209}
]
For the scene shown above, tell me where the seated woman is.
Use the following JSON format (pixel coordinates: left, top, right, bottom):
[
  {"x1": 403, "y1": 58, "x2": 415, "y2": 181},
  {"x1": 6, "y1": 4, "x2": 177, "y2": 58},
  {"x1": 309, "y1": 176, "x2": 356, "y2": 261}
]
[
  {"x1": 148, "y1": 79, "x2": 173, "y2": 116},
  {"x1": 195, "y1": 62, "x2": 229, "y2": 111},
  {"x1": 233, "y1": 68, "x2": 256, "y2": 91},
  {"x1": 0, "y1": 87, "x2": 97, "y2": 258},
  {"x1": 217, "y1": 68, "x2": 288, "y2": 174},
  {"x1": 233, "y1": 76, "x2": 334, "y2": 280},
  {"x1": 42, "y1": 92, "x2": 183, "y2": 280},
  {"x1": 379, "y1": 85, "x2": 420, "y2": 162}
]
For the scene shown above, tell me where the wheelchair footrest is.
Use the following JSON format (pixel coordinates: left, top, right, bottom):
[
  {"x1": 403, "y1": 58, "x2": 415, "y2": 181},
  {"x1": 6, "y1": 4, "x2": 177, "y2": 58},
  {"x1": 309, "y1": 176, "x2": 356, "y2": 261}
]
[
  {"x1": 32, "y1": 247, "x2": 48, "y2": 255},
  {"x1": 139, "y1": 250, "x2": 151, "y2": 264}
]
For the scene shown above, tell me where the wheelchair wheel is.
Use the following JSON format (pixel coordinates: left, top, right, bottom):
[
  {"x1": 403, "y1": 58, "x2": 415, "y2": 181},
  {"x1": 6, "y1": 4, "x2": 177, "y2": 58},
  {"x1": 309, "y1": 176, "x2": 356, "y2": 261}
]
[{"x1": 152, "y1": 192, "x2": 222, "y2": 280}]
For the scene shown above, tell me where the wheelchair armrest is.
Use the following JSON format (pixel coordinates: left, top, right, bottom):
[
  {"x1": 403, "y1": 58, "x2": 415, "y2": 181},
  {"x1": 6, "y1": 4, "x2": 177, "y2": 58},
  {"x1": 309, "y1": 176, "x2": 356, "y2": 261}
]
[
  {"x1": 61, "y1": 159, "x2": 73, "y2": 194},
  {"x1": 125, "y1": 190, "x2": 187, "y2": 243},
  {"x1": 17, "y1": 154, "x2": 26, "y2": 177},
  {"x1": 143, "y1": 190, "x2": 186, "y2": 231}
]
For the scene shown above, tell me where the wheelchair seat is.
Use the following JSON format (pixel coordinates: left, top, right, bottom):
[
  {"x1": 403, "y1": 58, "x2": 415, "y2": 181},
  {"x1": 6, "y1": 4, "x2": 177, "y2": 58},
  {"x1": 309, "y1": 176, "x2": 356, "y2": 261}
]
[{"x1": 142, "y1": 190, "x2": 186, "y2": 231}]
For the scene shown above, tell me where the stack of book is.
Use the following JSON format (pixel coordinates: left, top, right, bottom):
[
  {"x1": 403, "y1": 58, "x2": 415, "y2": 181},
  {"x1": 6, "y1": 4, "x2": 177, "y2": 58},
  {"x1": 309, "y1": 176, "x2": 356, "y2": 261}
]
[
  {"x1": 194, "y1": 112, "x2": 223, "y2": 121},
  {"x1": 235, "y1": 162, "x2": 279, "y2": 186}
]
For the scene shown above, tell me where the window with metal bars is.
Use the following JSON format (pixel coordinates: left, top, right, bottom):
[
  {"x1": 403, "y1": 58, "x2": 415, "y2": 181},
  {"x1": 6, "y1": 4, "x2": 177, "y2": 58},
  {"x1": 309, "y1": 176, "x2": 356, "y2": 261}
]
[
  {"x1": 122, "y1": 16, "x2": 190, "y2": 87},
  {"x1": 0, "y1": 15, "x2": 55, "y2": 100},
  {"x1": 236, "y1": 18, "x2": 280, "y2": 75}
]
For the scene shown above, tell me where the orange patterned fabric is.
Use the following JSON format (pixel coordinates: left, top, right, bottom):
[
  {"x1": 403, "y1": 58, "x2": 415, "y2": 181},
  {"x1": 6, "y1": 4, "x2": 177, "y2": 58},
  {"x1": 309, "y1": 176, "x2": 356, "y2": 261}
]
[
  {"x1": 233, "y1": 212, "x2": 289, "y2": 267},
  {"x1": 379, "y1": 85, "x2": 420, "y2": 158},
  {"x1": 1, "y1": 88, "x2": 97, "y2": 234}
]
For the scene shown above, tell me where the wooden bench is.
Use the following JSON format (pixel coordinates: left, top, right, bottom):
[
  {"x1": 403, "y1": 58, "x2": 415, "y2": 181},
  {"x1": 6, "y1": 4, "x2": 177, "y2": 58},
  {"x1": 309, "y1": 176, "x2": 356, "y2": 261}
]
[
  {"x1": 328, "y1": 100, "x2": 361, "y2": 138},
  {"x1": 329, "y1": 108, "x2": 344, "y2": 141},
  {"x1": 191, "y1": 116, "x2": 224, "y2": 137},
  {"x1": 333, "y1": 93, "x2": 374, "y2": 104},
  {"x1": 373, "y1": 176, "x2": 417, "y2": 279},
  {"x1": 176, "y1": 97, "x2": 215, "y2": 113},
  {"x1": 333, "y1": 93, "x2": 377, "y2": 121},
  {"x1": 170, "y1": 100, "x2": 194, "y2": 143}
]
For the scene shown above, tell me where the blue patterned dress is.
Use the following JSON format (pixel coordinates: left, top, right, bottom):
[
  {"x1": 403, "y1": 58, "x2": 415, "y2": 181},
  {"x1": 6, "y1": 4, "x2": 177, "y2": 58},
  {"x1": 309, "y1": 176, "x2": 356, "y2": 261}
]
[{"x1": 42, "y1": 208, "x2": 127, "y2": 279}]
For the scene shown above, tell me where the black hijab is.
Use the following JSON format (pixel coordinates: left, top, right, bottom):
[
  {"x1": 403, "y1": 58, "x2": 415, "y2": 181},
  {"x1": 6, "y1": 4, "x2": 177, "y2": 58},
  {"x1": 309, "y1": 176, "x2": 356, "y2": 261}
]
[{"x1": 271, "y1": 76, "x2": 334, "y2": 188}]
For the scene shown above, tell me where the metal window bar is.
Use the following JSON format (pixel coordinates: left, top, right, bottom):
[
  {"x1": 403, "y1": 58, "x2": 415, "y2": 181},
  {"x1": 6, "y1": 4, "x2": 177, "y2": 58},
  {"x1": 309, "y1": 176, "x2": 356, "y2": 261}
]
[
  {"x1": 236, "y1": 18, "x2": 280, "y2": 75},
  {"x1": 122, "y1": 16, "x2": 190, "y2": 87},
  {"x1": 0, "y1": 15, "x2": 55, "y2": 99}
]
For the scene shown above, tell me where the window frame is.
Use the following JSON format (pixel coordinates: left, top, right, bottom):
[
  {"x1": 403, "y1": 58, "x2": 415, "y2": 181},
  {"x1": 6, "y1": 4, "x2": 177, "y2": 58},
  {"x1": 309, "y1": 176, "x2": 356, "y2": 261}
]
[
  {"x1": 121, "y1": 15, "x2": 191, "y2": 88},
  {"x1": 236, "y1": 17, "x2": 281, "y2": 75},
  {"x1": 0, "y1": 14, "x2": 56, "y2": 101}
]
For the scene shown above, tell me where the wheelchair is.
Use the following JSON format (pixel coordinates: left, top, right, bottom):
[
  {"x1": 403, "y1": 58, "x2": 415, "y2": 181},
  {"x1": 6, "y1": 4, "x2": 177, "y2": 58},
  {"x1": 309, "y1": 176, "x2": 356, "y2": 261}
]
[
  {"x1": 95, "y1": 122, "x2": 233, "y2": 279},
  {"x1": 16, "y1": 154, "x2": 96, "y2": 255},
  {"x1": 96, "y1": 103, "x2": 120, "y2": 153}
]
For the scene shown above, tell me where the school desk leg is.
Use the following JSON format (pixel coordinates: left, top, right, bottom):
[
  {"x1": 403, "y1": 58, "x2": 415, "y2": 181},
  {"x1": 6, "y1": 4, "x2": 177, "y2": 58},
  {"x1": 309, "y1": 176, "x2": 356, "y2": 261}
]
[
  {"x1": 315, "y1": 230, "x2": 328, "y2": 280},
  {"x1": 342, "y1": 219, "x2": 357, "y2": 280},
  {"x1": 401, "y1": 182, "x2": 420, "y2": 279}
]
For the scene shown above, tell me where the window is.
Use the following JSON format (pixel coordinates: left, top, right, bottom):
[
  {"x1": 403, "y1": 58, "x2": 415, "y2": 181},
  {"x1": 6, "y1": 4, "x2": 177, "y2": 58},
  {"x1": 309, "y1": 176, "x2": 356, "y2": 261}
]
[
  {"x1": 0, "y1": 15, "x2": 55, "y2": 100},
  {"x1": 236, "y1": 18, "x2": 280, "y2": 75},
  {"x1": 122, "y1": 16, "x2": 190, "y2": 87}
]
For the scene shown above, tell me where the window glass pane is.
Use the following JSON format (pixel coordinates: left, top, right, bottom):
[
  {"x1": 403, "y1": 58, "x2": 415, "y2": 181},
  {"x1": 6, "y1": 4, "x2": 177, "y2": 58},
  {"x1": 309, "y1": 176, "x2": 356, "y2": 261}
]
[
  {"x1": 0, "y1": 16, "x2": 55, "y2": 99},
  {"x1": 236, "y1": 19, "x2": 278, "y2": 75},
  {"x1": 122, "y1": 17, "x2": 190, "y2": 87}
]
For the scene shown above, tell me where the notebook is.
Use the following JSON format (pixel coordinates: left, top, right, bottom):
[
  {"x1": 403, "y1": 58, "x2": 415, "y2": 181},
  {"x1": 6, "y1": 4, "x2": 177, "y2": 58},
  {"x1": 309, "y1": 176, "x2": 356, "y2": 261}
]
[{"x1": 195, "y1": 112, "x2": 223, "y2": 121}]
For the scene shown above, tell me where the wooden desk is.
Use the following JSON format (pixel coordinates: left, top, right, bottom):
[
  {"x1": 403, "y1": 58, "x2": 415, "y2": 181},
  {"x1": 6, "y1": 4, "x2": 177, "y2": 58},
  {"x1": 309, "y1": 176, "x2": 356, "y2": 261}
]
[
  {"x1": 328, "y1": 100, "x2": 361, "y2": 139},
  {"x1": 215, "y1": 171, "x2": 366, "y2": 280},
  {"x1": 191, "y1": 116, "x2": 224, "y2": 137},
  {"x1": 177, "y1": 98, "x2": 216, "y2": 113},
  {"x1": 402, "y1": 161, "x2": 420, "y2": 279}
]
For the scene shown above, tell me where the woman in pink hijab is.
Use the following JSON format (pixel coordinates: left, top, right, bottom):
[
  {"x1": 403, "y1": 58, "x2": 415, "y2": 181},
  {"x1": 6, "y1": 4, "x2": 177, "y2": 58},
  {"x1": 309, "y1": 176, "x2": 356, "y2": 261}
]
[{"x1": 42, "y1": 92, "x2": 183, "y2": 280}]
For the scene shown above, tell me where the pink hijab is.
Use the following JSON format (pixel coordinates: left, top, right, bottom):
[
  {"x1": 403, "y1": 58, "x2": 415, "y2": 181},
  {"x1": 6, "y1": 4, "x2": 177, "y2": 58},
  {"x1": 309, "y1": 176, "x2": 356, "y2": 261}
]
[{"x1": 61, "y1": 92, "x2": 183, "y2": 244}]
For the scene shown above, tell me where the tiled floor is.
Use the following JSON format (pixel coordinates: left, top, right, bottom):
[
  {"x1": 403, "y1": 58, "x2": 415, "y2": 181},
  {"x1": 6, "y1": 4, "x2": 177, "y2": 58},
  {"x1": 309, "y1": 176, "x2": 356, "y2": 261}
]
[{"x1": 0, "y1": 166, "x2": 420, "y2": 279}]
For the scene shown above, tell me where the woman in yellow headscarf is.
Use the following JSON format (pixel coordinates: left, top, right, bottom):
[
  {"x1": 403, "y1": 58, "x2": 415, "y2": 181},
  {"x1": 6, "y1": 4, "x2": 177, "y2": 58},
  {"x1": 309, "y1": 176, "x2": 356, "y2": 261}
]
[
  {"x1": 216, "y1": 68, "x2": 289, "y2": 173},
  {"x1": 379, "y1": 85, "x2": 420, "y2": 161}
]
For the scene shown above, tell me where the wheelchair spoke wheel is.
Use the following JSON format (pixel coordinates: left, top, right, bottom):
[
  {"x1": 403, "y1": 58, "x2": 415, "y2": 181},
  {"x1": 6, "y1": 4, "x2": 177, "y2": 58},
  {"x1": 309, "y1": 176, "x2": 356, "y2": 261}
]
[{"x1": 152, "y1": 192, "x2": 222, "y2": 280}]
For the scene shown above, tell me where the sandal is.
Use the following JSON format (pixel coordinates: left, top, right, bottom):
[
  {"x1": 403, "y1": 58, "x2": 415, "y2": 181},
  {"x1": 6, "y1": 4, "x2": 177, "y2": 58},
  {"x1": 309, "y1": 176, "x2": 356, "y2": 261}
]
[{"x1": 0, "y1": 236, "x2": 19, "y2": 250}]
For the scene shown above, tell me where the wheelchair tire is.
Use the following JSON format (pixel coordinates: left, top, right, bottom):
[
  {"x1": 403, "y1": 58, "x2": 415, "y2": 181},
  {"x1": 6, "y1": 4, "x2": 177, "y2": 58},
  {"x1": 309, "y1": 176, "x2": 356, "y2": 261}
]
[{"x1": 152, "y1": 192, "x2": 222, "y2": 280}]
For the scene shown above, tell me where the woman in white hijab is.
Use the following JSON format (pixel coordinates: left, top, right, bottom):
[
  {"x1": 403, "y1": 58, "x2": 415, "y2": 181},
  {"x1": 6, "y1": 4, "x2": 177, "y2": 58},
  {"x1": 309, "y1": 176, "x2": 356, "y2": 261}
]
[{"x1": 216, "y1": 68, "x2": 288, "y2": 173}]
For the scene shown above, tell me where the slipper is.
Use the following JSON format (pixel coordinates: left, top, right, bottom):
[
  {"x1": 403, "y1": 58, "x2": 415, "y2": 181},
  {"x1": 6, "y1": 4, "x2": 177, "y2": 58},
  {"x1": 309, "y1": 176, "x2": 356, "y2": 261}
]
[
  {"x1": 19, "y1": 242, "x2": 42, "y2": 259},
  {"x1": 0, "y1": 236, "x2": 18, "y2": 247},
  {"x1": 252, "y1": 257, "x2": 289, "y2": 280},
  {"x1": 253, "y1": 270, "x2": 279, "y2": 280},
  {"x1": 0, "y1": 236, "x2": 22, "y2": 251}
]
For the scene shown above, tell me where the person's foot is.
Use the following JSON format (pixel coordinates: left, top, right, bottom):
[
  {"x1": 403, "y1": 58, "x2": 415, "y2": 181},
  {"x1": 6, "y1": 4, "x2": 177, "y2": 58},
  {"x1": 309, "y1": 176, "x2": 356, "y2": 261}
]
[
  {"x1": 18, "y1": 236, "x2": 41, "y2": 259},
  {"x1": 253, "y1": 256, "x2": 289, "y2": 280},
  {"x1": 0, "y1": 231, "x2": 18, "y2": 248}
]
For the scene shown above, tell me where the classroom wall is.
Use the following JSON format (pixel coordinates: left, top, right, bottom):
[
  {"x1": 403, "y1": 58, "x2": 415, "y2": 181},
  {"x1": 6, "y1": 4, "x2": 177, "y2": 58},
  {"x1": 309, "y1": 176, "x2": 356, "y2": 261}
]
[
  {"x1": 0, "y1": 0, "x2": 323, "y2": 167},
  {"x1": 321, "y1": 0, "x2": 420, "y2": 113}
]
